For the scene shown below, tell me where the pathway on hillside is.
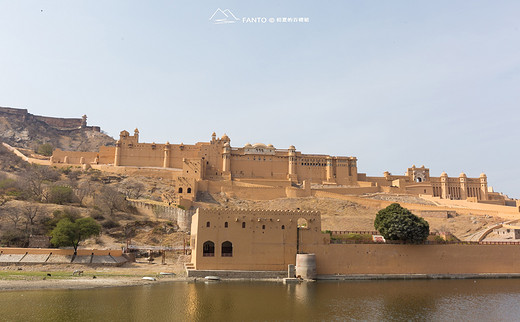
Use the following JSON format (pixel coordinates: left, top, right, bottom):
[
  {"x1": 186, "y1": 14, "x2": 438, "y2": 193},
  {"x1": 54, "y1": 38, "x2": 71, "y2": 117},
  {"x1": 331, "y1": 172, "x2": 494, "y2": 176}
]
[{"x1": 464, "y1": 219, "x2": 520, "y2": 242}]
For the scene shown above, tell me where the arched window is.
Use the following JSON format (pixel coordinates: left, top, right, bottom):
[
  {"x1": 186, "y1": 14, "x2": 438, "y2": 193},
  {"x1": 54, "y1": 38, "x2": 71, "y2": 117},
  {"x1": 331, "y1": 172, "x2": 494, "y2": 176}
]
[
  {"x1": 178, "y1": 187, "x2": 183, "y2": 193},
  {"x1": 297, "y1": 218, "x2": 308, "y2": 229},
  {"x1": 281, "y1": 225, "x2": 285, "y2": 230},
  {"x1": 203, "y1": 241, "x2": 215, "y2": 257},
  {"x1": 262, "y1": 225, "x2": 265, "y2": 230},
  {"x1": 206, "y1": 221, "x2": 210, "y2": 227},
  {"x1": 221, "y1": 241, "x2": 233, "y2": 257},
  {"x1": 242, "y1": 222, "x2": 246, "y2": 228},
  {"x1": 224, "y1": 222, "x2": 228, "y2": 228},
  {"x1": 187, "y1": 188, "x2": 192, "y2": 193}
]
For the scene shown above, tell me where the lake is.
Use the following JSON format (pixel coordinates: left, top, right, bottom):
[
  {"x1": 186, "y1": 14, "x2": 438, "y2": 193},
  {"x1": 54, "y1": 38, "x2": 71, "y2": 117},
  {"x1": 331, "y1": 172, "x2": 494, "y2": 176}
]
[{"x1": 2, "y1": 279, "x2": 520, "y2": 321}]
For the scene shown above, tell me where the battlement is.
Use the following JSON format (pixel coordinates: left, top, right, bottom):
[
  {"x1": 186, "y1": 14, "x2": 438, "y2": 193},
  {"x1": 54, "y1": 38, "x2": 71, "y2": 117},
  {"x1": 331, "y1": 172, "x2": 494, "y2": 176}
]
[
  {"x1": 198, "y1": 208, "x2": 320, "y2": 217},
  {"x1": 0, "y1": 106, "x2": 29, "y2": 115}
]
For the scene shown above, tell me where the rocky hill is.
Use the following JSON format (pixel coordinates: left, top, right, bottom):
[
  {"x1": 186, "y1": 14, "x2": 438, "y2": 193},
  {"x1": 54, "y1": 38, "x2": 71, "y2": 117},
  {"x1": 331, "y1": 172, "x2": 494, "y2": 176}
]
[{"x1": 0, "y1": 106, "x2": 114, "y2": 151}]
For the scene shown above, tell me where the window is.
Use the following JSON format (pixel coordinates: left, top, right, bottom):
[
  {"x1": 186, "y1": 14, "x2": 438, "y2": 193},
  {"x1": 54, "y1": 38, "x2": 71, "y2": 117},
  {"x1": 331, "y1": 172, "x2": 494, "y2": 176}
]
[
  {"x1": 297, "y1": 218, "x2": 308, "y2": 228},
  {"x1": 206, "y1": 221, "x2": 210, "y2": 227},
  {"x1": 262, "y1": 225, "x2": 265, "y2": 230},
  {"x1": 224, "y1": 222, "x2": 228, "y2": 228},
  {"x1": 242, "y1": 222, "x2": 246, "y2": 228},
  {"x1": 203, "y1": 241, "x2": 215, "y2": 257},
  {"x1": 178, "y1": 187, "x2": 183, "y2": 193},
  {"x1": 281, "y1": 225, "x2": 285, "y2": 230},
  {"x1": 187, "y1": 188, "x2": 192, "y2": 193},
  {"x1": 221, "y1": 241, "x2": 233, "y2": 257}
]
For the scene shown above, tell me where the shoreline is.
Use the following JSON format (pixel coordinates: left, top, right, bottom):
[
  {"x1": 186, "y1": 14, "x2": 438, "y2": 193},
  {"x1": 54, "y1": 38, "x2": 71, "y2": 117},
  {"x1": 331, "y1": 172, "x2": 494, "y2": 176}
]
[
  {"x1": 0, "y1": 275, "x2": 191, "y2": 292},
  {"x1": 5, "y1": 272, "x2": 520, "y2": 292}
]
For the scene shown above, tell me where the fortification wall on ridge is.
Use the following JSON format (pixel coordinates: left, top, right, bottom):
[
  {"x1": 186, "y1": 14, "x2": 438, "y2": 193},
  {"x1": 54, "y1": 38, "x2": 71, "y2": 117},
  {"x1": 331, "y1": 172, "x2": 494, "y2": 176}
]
[{"x1": 32, "y1": 115, "x2": 82, "y2": 129}]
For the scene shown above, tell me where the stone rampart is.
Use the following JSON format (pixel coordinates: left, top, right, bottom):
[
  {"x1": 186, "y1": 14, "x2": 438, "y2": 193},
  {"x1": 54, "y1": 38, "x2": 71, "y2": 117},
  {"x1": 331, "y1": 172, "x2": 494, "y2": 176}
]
[
  {"x1": 129, "y1": 200, "x2": 195, "y2": 231},
  {"x1": 0, "y1": 106, "x2": 100, "y2": 131},
  {"x1": 33, "y1": 115, "x2": 83, "y2": 129},
  {"x1": 303, "y1": 243, "x2": 520, "y2": 276}
]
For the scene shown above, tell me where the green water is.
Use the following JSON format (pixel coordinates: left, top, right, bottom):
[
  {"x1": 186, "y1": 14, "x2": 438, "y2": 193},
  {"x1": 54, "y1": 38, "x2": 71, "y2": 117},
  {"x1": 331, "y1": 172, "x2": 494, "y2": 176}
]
[{"x1": 1, "y1": 279, "x2": 520, "y2": 321}]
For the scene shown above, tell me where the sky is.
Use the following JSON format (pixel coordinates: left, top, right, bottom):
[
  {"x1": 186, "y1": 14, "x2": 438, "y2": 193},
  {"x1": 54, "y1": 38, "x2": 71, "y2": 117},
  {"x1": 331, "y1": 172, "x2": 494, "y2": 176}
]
[{"x1": 1, "y1": 1, "x2": 519, "y2": 198}]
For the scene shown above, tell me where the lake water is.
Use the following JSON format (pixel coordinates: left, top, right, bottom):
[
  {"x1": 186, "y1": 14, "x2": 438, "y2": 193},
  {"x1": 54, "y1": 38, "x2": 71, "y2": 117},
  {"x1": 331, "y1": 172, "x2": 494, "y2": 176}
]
[{"x1": 2, "y1": 279, "x2": 520, "y2": 321}]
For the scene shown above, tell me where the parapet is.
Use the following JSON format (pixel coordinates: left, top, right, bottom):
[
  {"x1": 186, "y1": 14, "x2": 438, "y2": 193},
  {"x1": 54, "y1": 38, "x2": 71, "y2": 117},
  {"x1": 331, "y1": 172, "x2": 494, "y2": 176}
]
[{"x1": 198, "y1": 208, "x2": 320, "y2": 217}]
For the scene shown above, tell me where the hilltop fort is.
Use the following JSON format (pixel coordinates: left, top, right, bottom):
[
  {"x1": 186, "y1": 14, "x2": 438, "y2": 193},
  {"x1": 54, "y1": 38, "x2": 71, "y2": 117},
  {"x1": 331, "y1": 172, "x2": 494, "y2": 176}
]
[
  {"x1": 0, "y1": 106, "x2": 114, "y2": 152},
  {"x1": 50, "y1": 128, "x2": 516, "y2": 209}
]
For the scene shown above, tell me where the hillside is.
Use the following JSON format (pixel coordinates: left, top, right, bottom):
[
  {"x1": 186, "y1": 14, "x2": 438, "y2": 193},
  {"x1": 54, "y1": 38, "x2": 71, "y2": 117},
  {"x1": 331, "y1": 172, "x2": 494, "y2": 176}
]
[{"x1": 0, "y1": 106, "x2": 114, "y2": 151}]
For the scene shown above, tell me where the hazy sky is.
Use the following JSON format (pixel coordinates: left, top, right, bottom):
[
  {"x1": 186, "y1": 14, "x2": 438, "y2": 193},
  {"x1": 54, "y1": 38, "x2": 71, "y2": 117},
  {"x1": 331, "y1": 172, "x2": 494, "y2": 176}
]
[{"x1": 1, "y1": 1, "x2": 519, "y2": 197}]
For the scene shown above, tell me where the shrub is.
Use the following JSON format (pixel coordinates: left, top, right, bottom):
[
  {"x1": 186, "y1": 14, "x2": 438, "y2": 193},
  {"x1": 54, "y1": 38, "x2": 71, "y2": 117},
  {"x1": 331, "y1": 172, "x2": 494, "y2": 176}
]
[
  {"x1": 48, "y1": 185, "x2": 75, "y2": 205},
  {"x1": 102, "y1": 219, "x2": 120, "y2": 229},
  {"x1": 374, "y1": 203, "x2": 429, "y2": 243},
  {"x1": 36, "y1": 143, "x2": 54, "y2": 156}
]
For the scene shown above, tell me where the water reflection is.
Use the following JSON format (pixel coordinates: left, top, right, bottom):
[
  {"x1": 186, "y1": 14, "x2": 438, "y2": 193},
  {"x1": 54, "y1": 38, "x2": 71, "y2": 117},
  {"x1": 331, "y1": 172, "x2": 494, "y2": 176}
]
[{"x1": 1, "y1": 279, "x2": 520, "y2": 321}]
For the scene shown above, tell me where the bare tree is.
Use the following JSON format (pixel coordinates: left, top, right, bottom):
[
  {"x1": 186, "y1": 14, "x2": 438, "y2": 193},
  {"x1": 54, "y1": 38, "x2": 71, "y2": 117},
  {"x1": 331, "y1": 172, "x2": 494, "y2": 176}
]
[
  {"x1": 7, "y1": 208, "x2": 23, "y2": 229},
  {"x1": 75, "y1": 180, "x2": 97, "y2": 206},
  {"x1": 21, "y1": 204, "x2": 41, "y2": 234},
  {"x1": 20, "y1": 165, "x2": 60, "y2": 201},
  {"x1": 120, "y1": 179, "x2": 145, "y2": 199},
  {"x1": 96, "y1": 186, "x2": 127, "y2": 216}
]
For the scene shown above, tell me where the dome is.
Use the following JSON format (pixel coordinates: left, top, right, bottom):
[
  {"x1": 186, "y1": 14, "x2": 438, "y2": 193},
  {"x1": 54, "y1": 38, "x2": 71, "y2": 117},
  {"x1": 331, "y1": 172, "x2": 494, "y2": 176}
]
[
  {"x1": 244, "y1": 143, "x2": 252, "y2": 148},
  {"x1": 267, "y1": 144, "x2": 274, "y2": 148},
  {"x1": 459, "y1": 172, "x2": 466, "y2": 177},
  {"x1": 221, "y1": 134, "x2": 230, "y2": 141},
  {"x1": 441, "y1": 171, "x2": 448, "y2": 177},
  {"x1": 289, "y1": 145, "x2": 296, "y2": 150},
  {"x1": 212, "y1": 132, "x2": 216, "y2": 136},
  {"x1": 253, "y1": 143, "x2": 267, "y2": 149},
  {"x1": 480, "y1": 173, "x2": 487, "y2": 178},
  {"x1": 134, "y1": 128, "x2": 139, "y2": 133}
]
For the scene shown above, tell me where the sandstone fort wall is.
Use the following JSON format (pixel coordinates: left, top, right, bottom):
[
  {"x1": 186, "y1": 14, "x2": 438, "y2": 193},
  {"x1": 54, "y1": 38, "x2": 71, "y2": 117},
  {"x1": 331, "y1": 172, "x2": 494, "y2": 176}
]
[{"x1": 303, "y1": 244, "x2": 520, "y2": 276}]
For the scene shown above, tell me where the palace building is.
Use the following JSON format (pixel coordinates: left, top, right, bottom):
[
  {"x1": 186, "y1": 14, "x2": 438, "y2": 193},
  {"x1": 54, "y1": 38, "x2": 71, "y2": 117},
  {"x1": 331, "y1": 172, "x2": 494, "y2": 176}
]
[{"x1": 51, "y1": 129, "x2": 511, "y2": 207}]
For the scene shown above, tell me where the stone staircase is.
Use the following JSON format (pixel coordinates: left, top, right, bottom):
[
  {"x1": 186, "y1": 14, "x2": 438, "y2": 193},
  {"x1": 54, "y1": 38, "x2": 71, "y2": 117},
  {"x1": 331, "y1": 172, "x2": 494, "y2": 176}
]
[{"x1": 184, "y1": 262, "x2": 195, "y2": 273}]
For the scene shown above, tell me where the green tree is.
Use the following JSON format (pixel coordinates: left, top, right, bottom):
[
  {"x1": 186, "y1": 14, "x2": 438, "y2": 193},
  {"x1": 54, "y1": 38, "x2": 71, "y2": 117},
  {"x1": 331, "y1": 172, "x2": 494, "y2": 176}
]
[
  {"x1": 374, "y1": 203, "x2": 429, "y2": 243},
  {"x1": 48, "y1": 185, "x2": 75, "y2": 204},
  {"x1": 50, "y1": 217, "x2": 101, "y2": 254},
  {"x1": 36, "y1": 143, "x2": 54, "y2": 156}
]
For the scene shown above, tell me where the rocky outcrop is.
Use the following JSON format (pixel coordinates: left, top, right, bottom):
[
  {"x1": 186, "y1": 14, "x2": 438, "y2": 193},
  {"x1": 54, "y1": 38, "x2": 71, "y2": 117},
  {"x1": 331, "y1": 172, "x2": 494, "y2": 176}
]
[{"x1": 0, "y1": 106, "x2": 114, "y2": 151}]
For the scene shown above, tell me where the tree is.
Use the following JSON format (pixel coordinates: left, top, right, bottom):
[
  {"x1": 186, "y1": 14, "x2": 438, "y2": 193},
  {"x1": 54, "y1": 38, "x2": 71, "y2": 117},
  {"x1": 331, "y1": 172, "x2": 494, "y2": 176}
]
[
  {"x1": 20, "y1": 165, "x2": 60, "y2": 201},
  {"x1": 119, "y1": 179, "x2": 145, "y2": 199},
  {"x1": 48, "y1": 185, "x2": 75, "y2": 204},
  {"x1": 36, "y1": 143, "x2": 54, "y2": 156},
  {"x1": 21, "y1": 204, "x2": 41, "y2": 235},
  {"x1": 50, "y1": 217, "x2": 101, "y2": 254},
  {"x1": 96, "y1": 186, "x2": 127, "y2": 216},
  {"x1": 374, "y1": 203, "x2": 429, "y2": 243},
  {"x1": 75, "y1": 180, "x2": 96, "y2": 206},
  {"x1": 6, "y1": 208, "x2": 23, "y2": 229}
]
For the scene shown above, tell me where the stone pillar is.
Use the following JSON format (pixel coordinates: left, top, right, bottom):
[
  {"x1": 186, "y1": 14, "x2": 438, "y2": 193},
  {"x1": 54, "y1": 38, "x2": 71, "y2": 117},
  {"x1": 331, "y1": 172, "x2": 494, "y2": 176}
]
[
  {"x1": 163, "y1": 142, "x2": 171, "y2": 168},
  {"x1": 326, "y1": 157, "x2": 333, "y2": 182},
  {"x1": 459, "y1": 173, "x2": 467, "y2": 200},
  {"x1": 222, "y1": 143, "x2": 231, "y2": 172},
  {"x1": 480, "y1": 173, "x2": 488, "y2": 200},
  {"x1": 441, "y1": 172, "x2": 448, "y2": 199},
  {"x1": 114, "y1": 141, "x2": 121, "y2": 166},
  {"x1": 288, "y1": 145, "x2": 297, "y2": 180},
  {"x1": 134, "y1": 128, "x2": 139, "y2": 142},
  {"x1": 63, "y1": 156, "x2": 69, "y2": 164}
]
